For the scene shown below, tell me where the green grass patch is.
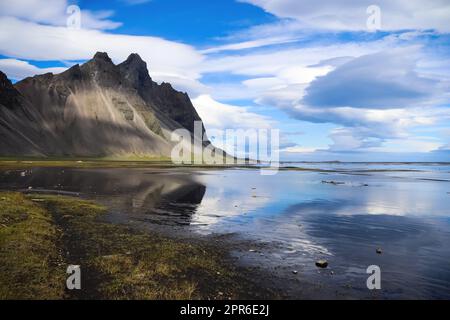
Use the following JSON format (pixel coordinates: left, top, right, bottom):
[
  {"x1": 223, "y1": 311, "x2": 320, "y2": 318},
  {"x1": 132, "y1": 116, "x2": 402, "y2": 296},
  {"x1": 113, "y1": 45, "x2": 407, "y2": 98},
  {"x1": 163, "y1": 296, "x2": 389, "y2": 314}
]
[
  {"x1": 0, "y1": 193, "x2": 65, "y2": 299},
  {"x1": 0, "y1": 192, "x2": 257, "y2": 299}
]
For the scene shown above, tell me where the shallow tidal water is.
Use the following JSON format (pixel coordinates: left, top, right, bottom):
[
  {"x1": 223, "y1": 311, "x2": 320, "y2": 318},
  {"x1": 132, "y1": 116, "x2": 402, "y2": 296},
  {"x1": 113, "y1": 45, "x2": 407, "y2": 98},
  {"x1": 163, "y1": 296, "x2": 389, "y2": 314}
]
[{"x1": 1, "y1": 163, "x2": 450, "y2": 299}]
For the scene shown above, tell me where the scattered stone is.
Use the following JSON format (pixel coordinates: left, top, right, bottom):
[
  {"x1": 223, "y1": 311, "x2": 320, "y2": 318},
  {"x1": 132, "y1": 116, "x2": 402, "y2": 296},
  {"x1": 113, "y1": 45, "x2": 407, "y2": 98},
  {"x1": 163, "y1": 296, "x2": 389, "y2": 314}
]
[
  {"x1": 321, "y1": 180, "x2": 345, "y2": 185},
  {"x1": 376, "y1": 248, "x2": 382, "y2": 254},
  {"x1": 20, "y1": 171, "x2": 26, "y2": 177},
  {"x1": 292, "y1": 270, "x2": 298, "y2": 275},
  {"x1": 125, "y1": 251, "x2": 132, "y2": 255},
  {"x1": 28, "y1": 186, "x2": 33, "y2": 190},
  {"x1": 216, "y1": 272, "x2": 221, "y2": 275},
  {"x1": 315, "y1": 259, "x2": 328, "y2": 268},
  {"x1": 218, "y1": 291, "x2": 224, "y2": 296},
  {"x1": 330, "y1": 271, "x2": 334, "y2": 275},
  {"x1": 31, "y1": 199, "x2": 45, "y2": 202},
  {"x1": 249, "y1": 249, "x2": 256, "y2": 252}
]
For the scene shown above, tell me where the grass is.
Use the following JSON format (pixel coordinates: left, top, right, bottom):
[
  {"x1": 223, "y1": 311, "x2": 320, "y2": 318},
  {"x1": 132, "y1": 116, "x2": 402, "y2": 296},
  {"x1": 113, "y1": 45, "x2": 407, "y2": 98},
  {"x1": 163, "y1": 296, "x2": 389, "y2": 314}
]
[
  {"x1": 0, "y1": 158, "x2": 255, "y2": 171},
  {"x1": 0, "y1": 193, "x2": 65, "y2": 299},
  {"x1": 0, "y1": 192, "x2": 256, "y2": 300}
]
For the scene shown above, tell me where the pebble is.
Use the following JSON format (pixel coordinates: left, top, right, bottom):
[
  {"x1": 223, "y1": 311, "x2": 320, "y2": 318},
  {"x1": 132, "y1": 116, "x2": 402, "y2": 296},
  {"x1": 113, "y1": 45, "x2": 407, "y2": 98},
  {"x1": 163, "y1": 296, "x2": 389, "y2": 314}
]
[
  {"x1": 292, "y1": 270, "x2": 298, "y2": 275},
  {"x1": 376, "y1": 248, "x2": 382, "y2": 254},
  {"x1": 315, "y1": 259, "x2": 328, "y2": 268}
]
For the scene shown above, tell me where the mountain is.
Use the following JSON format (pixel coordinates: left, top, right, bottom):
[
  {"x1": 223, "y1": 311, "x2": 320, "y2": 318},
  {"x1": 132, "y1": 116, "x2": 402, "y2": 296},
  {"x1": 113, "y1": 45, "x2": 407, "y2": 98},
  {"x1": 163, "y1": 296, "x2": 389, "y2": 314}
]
[{"x1": 0, "y1": 52, "x2": 208, "y2": 158}]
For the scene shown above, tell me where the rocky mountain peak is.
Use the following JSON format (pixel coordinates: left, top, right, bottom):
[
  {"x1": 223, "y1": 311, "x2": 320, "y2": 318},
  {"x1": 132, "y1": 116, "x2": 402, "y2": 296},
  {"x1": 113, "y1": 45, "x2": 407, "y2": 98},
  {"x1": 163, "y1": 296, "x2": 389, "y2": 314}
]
[
  {"x1": 0, "y1": 71, "x2": 22, "y2": 109},
  {"x1": 118, "y1": 53, "x2": 153, "y2": 91},
  {"x1": 93, "y1": 51, "x2": 113, "y2": 63}
]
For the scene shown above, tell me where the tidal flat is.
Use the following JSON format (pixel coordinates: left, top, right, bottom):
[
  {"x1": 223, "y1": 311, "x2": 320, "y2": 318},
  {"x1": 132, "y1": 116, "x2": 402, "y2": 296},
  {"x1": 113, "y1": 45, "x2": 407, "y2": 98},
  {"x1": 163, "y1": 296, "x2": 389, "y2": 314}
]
[{"x1": 0, "y1": 161, "x2": 450, "y2": 299}]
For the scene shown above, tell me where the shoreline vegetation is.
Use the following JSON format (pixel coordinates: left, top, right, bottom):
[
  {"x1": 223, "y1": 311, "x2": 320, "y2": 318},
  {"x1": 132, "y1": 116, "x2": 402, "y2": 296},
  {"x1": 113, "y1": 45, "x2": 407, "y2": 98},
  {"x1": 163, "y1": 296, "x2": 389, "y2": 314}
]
[
  {"x1": 0, "y1": 158, "x2": 442, "y2": 173},
  {"x1": 0, "y1": 192, "x2": 274, "y2": 299}
]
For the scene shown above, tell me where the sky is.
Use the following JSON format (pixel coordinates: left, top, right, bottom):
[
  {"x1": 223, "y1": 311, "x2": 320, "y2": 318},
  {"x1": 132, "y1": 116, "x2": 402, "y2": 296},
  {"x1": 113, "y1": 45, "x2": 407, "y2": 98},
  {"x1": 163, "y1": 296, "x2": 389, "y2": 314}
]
[{"x1": 0, "y1": 0, "x2": 449, "y2": 161}]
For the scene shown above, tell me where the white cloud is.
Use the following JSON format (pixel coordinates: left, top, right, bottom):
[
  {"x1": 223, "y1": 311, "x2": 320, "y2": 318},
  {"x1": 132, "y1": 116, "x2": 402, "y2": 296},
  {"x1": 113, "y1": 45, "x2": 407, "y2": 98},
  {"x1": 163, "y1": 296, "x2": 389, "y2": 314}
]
[
  {"x1": 0, "y1": 0, "x2": 121, "y2": 30},
  {"x1": 0, "y1": 17, "x2": 204, "y2": 92},
  {"x1": 282, "y1": 146, "x2": 318, "y2": 153},
  {"x1": 119, "y1": 0, "x2": 152, "y2": 6},
  {"x1": 200, "y1": 36, "x2": 301, "y2": 54},
  {"x1": 0, "y1": 59, "x2": 66, "y2": 80},
  {"x1": 302, "y1": 48, "x2": 440, "y2": 109},
  {"x1": 240, "y1": 0, "x2": 450, "y2": 32},
  {"x1": 192, "y1": 94, "x2": 274, "y2": 131}
]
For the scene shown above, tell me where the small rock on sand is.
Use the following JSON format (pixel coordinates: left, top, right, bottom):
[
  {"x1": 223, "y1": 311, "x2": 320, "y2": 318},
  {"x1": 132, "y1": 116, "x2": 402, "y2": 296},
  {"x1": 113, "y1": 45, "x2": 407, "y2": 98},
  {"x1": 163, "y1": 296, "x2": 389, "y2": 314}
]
[
  {"x1": 315, "y1": 259, "x2": 328, "y2": 268},
  {"x1": 321, "y1": 180, "x2": 344, "y2": 185},
  {"x1": 292, "y1": 270, "x2": 298, "y2": 275},
  {"x1": 376, "y1": 248, "x2": 382, "y2": 254}
]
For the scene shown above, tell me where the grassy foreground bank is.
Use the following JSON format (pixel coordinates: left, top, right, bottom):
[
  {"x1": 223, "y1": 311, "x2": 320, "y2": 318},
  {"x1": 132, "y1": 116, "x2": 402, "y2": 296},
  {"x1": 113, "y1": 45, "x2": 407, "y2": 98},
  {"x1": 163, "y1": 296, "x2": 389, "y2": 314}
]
[{"x1": 0, "y1": 192, "x2": 262, "y2": 299}]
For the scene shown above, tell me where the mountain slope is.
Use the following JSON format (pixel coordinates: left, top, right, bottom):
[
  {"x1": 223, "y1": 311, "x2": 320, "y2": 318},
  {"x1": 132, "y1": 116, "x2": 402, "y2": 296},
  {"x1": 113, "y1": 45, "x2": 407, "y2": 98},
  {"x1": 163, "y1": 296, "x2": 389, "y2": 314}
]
[{"x1": 0, "y1": 52, "x2": 208, "y2": 158}]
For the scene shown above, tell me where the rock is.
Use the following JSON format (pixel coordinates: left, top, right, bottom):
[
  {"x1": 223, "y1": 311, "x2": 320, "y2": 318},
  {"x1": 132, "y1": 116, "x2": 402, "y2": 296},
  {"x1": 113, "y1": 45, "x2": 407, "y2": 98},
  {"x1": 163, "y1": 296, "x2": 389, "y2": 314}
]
[
  {"x1": 249, "y1": 249, "x2": 256, "y2": 252},
  {"x1": 315, "y1": 259, "x2": 328, "y2": 268},
  {"x1": 20, "y1": 171, "x2": 26, "y2": 177},
  {"x1": 27, "y1": 186, "x2": 33, "y2": 190},
  {"x1": 292, "y1": 270, "x2": 298, "y2": 275},
  {"x1": 376, "y1": 248, "x2": 382, "y2": 254},
  {"x1": 31, "y1": 199, "x2": 45, "y2": 202},
  {"x1": 321, "y1": 180, "x2": 345, "y2": 185}
]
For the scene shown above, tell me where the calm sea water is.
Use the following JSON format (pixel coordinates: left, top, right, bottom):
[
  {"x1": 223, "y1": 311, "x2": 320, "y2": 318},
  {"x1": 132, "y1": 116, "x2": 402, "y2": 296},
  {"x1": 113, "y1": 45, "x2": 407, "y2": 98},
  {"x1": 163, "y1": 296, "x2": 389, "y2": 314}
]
[{"x1": 1, "y1": 163, "x2": 449, "y2": 299}]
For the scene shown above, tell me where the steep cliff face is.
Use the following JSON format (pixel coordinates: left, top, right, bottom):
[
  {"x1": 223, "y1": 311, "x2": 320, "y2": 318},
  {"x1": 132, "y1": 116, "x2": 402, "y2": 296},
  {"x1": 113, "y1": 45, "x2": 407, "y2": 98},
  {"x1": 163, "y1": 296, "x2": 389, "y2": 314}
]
[{"x1": 0, "y1": 52, "x2": 208, "y2": 157}]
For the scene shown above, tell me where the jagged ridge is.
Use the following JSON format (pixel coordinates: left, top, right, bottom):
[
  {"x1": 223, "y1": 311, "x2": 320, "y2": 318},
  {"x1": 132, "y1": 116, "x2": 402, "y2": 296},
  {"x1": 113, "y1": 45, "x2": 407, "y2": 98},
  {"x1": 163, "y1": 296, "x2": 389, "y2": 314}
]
[{"x1": 0, "y1": 52, "x2": 208, "y2": 157}]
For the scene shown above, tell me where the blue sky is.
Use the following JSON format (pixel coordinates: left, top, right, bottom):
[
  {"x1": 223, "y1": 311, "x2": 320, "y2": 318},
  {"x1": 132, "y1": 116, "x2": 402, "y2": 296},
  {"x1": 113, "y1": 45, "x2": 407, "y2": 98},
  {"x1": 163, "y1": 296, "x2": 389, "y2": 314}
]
[{"x1": 0, "y1": 0, "x2": 449, "y2": 161}]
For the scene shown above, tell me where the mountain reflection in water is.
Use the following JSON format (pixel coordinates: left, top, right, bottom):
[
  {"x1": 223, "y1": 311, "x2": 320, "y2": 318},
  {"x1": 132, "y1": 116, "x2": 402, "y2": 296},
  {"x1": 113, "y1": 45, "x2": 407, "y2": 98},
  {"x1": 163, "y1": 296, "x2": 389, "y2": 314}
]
[{"x1": 1, "y1": 165, "x2": 450, "y2": 299}]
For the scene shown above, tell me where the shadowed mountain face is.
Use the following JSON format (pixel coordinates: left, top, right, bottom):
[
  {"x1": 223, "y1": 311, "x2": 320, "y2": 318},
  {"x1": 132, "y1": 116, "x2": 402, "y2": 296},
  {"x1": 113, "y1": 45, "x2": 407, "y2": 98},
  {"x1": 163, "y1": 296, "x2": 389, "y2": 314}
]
[{"x1": 0, "y1": 52, "x2": 207, "y2": 157}]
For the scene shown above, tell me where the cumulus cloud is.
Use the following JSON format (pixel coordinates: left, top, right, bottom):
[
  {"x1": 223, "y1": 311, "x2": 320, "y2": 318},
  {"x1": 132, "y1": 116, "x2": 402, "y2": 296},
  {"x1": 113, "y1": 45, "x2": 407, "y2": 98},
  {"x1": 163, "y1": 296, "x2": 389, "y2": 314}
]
[
  {"x1": 192, "y1": 94, "x2": 274, "y2": 131},
  {"x1": 240, "y1": 0, "x2": 450, "y2": 32}
]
